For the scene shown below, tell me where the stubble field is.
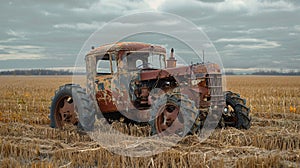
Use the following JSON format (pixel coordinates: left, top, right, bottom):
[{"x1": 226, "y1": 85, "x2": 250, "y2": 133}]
[{"x1": 0, "y1": 76, "x2": 299, "y2": 167}]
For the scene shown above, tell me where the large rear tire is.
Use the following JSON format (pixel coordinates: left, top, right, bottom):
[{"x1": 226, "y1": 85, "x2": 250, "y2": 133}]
[
  {"x1": 222, "y1": 91, "x2": 251, "y2": 129},
  {"x1": 49, "y1": 84, "x2": 95, "y2": 131},
  {"x1": 149, "y1": 93, "x2": 200, "y2": 136}
]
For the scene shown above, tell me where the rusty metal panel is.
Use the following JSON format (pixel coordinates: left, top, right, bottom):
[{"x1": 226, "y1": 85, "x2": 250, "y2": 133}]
[{"x1": 86, "y1": 42, "x2": 166, "y2": 59}]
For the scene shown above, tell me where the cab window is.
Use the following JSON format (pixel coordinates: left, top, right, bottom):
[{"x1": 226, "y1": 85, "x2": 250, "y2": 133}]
[{"x1": 96, "y1": 54, "x2": 117, "y2": 75}]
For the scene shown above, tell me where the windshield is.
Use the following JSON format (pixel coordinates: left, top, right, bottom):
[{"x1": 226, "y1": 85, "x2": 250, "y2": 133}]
[
  {"x1": 124, "y1": 52, "x2": 166, "y2": 70},
  {"x1": 96, "y1": 54, "x2": 117, "y2": 75}
]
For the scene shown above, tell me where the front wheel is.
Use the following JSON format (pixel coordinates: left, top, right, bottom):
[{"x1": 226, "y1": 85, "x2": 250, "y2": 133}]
[
  {"x1": 222, "y1": 91, "x2": 251, "y2": 129},
  {"x1": 49, "y1": 84, "x2": 95, "y2": 131}
]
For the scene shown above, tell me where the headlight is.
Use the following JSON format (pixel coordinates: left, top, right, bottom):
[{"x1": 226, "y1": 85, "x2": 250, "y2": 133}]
[{"x1": 224, "y1": 107, "x2": 228, "y2": 114}]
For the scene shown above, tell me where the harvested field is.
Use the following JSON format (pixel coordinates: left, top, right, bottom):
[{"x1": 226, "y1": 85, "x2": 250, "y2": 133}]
[{"x1": 0, "y1": 76, "x2": 299, "y2": 167}]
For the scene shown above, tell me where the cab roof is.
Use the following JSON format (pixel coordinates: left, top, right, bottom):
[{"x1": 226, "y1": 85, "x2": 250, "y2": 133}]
[{"x1": 86, "y1": 42, "x2": 166, "y2": 58}]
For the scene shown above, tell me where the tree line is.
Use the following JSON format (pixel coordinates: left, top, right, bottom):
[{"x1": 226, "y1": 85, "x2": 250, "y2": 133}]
[
  {"x1": 226, "y1": 70, "x2": 300, "y2": 76},
  {"x1": 0, "y1": 69, "x2": 73, "y2": 75}
]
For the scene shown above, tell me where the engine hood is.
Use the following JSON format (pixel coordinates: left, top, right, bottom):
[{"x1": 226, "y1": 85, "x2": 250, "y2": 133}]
[{"x1": 139, "y1": 63, "x2": 222, "y2": 81}]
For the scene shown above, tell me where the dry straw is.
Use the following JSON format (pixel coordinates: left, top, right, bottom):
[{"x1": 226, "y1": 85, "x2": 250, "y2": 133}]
[{"x1": 0, "y1": 76, "x2": 299, "y2": 167}]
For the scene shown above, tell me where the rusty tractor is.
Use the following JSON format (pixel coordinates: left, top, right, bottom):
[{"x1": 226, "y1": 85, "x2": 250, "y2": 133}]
[{"x1": 50, "y1": 42, "x2": 251, "y2": 135}]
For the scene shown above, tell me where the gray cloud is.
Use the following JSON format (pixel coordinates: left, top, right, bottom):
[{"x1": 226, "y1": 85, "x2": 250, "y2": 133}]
[
  {"x1": 215, "y1": 38, "x2": 281, "y2": 49},
  {"x1": 0, "y1": 0, "x2": 299, "y2": 71}
]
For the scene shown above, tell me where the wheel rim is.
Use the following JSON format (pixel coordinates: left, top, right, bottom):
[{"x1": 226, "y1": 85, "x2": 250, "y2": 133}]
[
  {"x1": 155, "y1": 102, "x2": 184, "y2": 135},
  {"x1": 54, "y1": 96, "x2": 78, "y2": 128},
  {"x1": 225, "y1": 104, "x2": 238, "y2": 125}
]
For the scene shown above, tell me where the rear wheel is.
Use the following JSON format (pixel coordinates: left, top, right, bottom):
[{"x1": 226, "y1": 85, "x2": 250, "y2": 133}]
[
  {"x1": 149, "y1": 93, "x2": 199, "y2": 136},
  {"x1": 49, "y1": 84, "x2": 95, "y2": 131},
  {"x1": 222, "y1": 91, "x2": 251, "y2": 129}
]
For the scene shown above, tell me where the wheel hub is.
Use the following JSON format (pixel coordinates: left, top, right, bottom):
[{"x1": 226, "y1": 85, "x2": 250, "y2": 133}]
[
  {"x1": 156, "y1": 103, "x2": 184, "y2": 135},
  {"x1": 56, "y1": 96, "x2": 78, "y2": 127}
]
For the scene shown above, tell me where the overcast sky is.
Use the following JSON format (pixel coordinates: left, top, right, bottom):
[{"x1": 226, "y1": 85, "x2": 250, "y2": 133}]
[{"x1": 0, "y1": 0, "x2": 299, "y2": 72}]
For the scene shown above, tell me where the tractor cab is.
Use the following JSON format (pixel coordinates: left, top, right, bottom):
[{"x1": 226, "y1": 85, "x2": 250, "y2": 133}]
[{"x1": 86, "y1": 42, "x2": 167, "y2": 76}]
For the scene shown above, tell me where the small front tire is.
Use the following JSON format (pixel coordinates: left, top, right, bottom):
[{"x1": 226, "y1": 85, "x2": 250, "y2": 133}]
[{"x1": 222, "y1": 91, "x2": 251, "y2": 129}]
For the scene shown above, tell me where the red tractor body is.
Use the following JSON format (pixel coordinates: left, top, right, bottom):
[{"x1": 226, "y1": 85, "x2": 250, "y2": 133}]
[{"x1": 50, "y1": 42, "x2": 251, "y2": 135}]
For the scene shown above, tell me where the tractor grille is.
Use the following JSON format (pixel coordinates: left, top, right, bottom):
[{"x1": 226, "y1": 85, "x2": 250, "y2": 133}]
[
  {"x1": 208, "y1": 73, "x2": 225, "y2": 106},
  {"x1": 206, "y1": 73, "x2": 225, "y2": 127},
  {"x1": 195, "y1": 73, "x2": 225, "y2": 129}
]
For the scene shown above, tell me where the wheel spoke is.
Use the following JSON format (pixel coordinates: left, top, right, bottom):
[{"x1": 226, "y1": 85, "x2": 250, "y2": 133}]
[{"x1": 160, "y1": 124, "x2": 168, "y2": 131}]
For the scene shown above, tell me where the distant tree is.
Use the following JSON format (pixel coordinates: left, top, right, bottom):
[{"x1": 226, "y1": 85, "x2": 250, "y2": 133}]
[{"x1": 252, "y1": 70, "x2": 300, "y2": 76}]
